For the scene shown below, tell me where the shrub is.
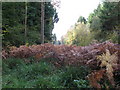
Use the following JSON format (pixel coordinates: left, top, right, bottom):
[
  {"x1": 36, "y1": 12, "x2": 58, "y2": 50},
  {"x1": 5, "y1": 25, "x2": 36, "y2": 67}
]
[
  {"x1": 2, "y1": 58, "x2": 24, "y2": 73},
  {"x1": 2, "y1": 58, "x2": 62, "y2": 88},
  {"x1": 60, "y1": 66, "x2": 90, "y2": 87}
]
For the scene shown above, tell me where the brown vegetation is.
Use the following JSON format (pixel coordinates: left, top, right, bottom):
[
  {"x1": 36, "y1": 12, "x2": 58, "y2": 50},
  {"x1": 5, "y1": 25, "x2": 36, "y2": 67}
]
[
  {"x1": 2, "y1": 41, "x2": 120, "y2": 68},
  {"x1": 2, "y1": 41, "x2": 120, "y2": 88}
]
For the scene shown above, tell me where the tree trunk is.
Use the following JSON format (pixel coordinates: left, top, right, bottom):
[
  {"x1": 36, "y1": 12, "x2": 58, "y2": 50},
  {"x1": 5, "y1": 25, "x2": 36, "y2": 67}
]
[
  {"x1": 41, "y1": 2, "x2": 45, "y2": 44},
  {"x1": 25, "y1": 1, "x2": 27, "y2": 43}
]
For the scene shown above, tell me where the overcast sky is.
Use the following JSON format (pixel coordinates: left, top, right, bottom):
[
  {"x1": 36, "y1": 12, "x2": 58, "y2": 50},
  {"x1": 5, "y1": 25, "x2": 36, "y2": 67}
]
[{"x1": 52, "y1": 0, "x2": 101, "y2": 40}]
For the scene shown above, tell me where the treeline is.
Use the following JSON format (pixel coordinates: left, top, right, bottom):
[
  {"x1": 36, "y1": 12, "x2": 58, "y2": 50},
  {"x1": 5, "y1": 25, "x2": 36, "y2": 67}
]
[
  {"x1": 62, "y1": 1, "x2": 120, "y2": 46},
  {"x1": 2, "y1": 2, "x2": 58, "y2": 47}
]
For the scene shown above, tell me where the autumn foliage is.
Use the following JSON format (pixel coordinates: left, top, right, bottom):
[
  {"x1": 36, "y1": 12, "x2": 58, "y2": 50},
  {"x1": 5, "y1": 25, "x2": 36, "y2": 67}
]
[
  {"x1": 2, "y1": 41, "x2": 119, "y2": 66},
  {"x1": 87, "y1": 69, "x2": 106, "y2": 88},
  {"x1": 2, "y1": 41, "x2": 120, "y2": 88}
]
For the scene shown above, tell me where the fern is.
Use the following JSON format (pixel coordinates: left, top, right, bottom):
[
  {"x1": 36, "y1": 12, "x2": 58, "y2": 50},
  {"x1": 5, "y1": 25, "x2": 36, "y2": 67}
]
[
  {"x1": 87, "y1": 69, "x2": 106, "y2": 88},
  {"x1": 97, "y1": 49, "x2": 118, "y2": 87}
]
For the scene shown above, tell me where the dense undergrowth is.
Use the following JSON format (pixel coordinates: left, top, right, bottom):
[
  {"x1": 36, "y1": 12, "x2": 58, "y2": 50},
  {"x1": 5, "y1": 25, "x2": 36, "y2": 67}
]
[
  {"x1": 2, "y1": 42, "x2": 120, "y2": 88},
  {"x1": 2, "y1": 57, "x2": 91, "y2": 88}
]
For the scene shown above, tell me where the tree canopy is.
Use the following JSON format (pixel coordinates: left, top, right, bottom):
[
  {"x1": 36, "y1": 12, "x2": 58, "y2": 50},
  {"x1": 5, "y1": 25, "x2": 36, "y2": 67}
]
[
  {"x1": 62, "y1": 1, "x2": 120, "y2": 45},
  {"x1": 2, "y1": 2, "x2": 58, "y2": 47}
]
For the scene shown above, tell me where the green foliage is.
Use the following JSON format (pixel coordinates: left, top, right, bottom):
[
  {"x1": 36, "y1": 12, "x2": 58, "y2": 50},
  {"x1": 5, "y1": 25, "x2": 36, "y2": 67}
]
[
  {"x1": 60, "y1": 66, "x2": 90, "y2": 87},
  {"x1": 63, "y1": 2, "x2": 119, "y2": 45},
  {"x1": 89, "y1": 16, "x2": 101, "y2": 31},
  {"x1": 77, "y1": 16, "x2": 87, "y2": 24},
  {"x1": 64, "y1": 23, "x2": 93, "y2": 46},
  {"x1": 99, "y1": 2, "x2": 119, "y2": 31},
  {"x1": 2, "y1": 2, "x2": 57, "y2": 47},
  {"x1": 73, "y1": 79, "x2": 90, "y2": 88},
  {"x1": 2, "y1": 57, "x2": 90, "y2": 88},
  {"x1": 88, "y1": 2, "x2": 120, "y2": 43},
  {"x1": 2, "y1": 58, "x2": 24, "y2": 72},
  {"x1": 2, "y1": 58, "x2": 61, "y2": 88}
]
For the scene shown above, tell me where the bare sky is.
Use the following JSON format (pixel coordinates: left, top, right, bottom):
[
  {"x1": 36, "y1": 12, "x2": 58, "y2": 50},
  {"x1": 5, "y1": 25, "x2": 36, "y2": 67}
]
[{"x1": 52, "y1": 0, "x2": 101, "y2": 40}]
